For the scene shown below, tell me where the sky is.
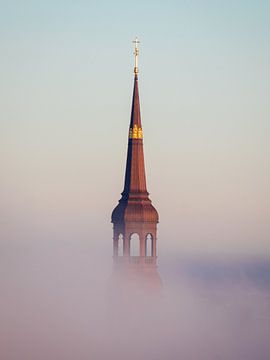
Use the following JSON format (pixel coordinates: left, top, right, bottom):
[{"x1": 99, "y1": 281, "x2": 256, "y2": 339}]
[{"x1": 1, "y1": 0, "x2": 270, "y2": 256}]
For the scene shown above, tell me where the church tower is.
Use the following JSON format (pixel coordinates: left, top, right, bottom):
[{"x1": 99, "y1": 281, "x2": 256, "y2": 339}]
[{"x1": 111, "y1": 39, "x2": 159, "y2": 269}]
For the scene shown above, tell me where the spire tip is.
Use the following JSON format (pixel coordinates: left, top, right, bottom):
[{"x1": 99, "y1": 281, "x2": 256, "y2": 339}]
[{"x1": 133, "y1": 37, "x2": 140, "y2": 75}]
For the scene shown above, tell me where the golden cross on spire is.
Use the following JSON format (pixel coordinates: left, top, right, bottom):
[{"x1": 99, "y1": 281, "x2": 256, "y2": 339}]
[{"x1": 133, "y1": 37, "x2": 140, "y2": 74}]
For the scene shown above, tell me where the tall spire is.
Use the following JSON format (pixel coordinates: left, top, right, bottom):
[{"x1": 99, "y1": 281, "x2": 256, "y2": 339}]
[
  {"x1": 122, "y1": 38, "x2": 146, "y2": 198},
  {"x1": 111, "y1": 39, "x2": 159, "y2": 261}
]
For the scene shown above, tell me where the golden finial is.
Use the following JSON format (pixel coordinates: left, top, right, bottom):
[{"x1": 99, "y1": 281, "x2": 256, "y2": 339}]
[{"x1": 133, "y1": 37, "x2": 140, "y2": 74}]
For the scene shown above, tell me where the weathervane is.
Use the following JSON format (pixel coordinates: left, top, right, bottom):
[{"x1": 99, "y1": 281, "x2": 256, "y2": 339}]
[{"x1": 133, "y1": 37, "x2": 140, "y2": 74}]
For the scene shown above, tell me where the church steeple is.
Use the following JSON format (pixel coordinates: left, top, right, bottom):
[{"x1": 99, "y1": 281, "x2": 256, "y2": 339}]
[
  {"x1": 111, "y1": 39, "x2": 159, "y2": 262},
  {"x1": 122, "y1": 72, "x2": 147, "y2": 198}
]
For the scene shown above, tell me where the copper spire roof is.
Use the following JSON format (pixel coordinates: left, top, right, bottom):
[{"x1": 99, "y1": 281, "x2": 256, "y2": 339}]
[
  {"x1": 129, "y1": 74, "x2": 142, "y2": 128},
  {"x1": 111, "y1": 72, "x2": 158, "y2": 224},
  {"x1": 122, "y1": 74, "x2": 147, "y2": 198}
]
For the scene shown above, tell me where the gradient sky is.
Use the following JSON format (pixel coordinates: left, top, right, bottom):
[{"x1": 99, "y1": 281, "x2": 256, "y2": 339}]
[{"x1": 1, "y1": 0, "x2": 270, "y2": 256}]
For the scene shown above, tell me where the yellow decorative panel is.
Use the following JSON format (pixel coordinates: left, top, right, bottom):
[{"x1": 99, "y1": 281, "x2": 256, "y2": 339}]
[{"x1": 129, "y1": 124, "x2": 143, "y2": 139}]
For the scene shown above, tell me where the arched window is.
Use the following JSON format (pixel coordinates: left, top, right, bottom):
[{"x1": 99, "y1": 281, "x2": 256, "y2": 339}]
[
  {"x1": 130, "y1": 233, "x2": 140, "y2": 256},
  {"x1": 146, "y1": 234, "x2": 153, "y2": 257},
  {"x1": 118, "y1": 234, "x2": 124, "y2": 256}
]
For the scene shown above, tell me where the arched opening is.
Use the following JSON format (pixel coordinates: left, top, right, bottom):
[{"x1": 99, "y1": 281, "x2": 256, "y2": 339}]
[
  {"x1": 130, "y1": 233, "x2": 140, "y2": 256},
  {"x1": 118, "y1": 234, "x2": 124, "y2": 256},
  {"x1": 146, "y1": 234, "x2": 153, "y2": 257}
]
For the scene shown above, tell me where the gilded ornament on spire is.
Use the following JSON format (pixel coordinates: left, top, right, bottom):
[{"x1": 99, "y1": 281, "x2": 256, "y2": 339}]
[{"x1": 129, "y1": 124, "x2": 143, "y2": 139}]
